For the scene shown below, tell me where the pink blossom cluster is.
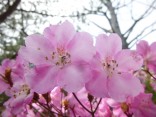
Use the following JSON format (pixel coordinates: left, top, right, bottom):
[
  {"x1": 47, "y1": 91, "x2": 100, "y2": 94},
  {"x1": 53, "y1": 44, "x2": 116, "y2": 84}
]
[{"x1": 0, "y1": 21, "x2": 156, "y2": 117}]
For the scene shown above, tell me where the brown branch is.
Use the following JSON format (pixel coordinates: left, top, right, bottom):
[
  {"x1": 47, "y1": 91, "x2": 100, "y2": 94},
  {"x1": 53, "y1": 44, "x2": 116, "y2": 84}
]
[
  {"x1": 90, "y1": 20, "x2": 112, "y2": 33},
  {"x1": 83, "y1": 8, "x2": 113, "y2": 33},
  {"x1": 115, "y1": 1, "x2": 134, "y2": 10},
  {"x1": 16, "y1": 8, "x2": 95, "y2": 18},
  {"x1": 101, "y1": 0, "x2": 128, "y2": 48},
  {"x1": 103, "y1": 0, "x2": 122, "y2": 35},
  {"x1": 0, "y1": 0, "x2": 21, "y2": 23},
  {"x1": 93, "y1": 98, "x2": 102, "y2": 113},
  {"x1": 16, "y1": 8, "x2": 55, "y2": 17},
  {"x1": 143, "y1": 69, "x2": 156, "y2": 80},
  {"x1": 72, "y1": 93, "x2": 91, "y2": 114}
]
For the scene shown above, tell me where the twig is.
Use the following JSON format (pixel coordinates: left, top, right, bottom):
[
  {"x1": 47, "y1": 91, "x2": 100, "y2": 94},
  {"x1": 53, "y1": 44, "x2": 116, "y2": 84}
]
[
  {"x1": 142, "y1": 69, "x2": 156, "y2": 80},
  {"x1": 35, "y1": 100, "x2": 60, "y2": 116},
  {"x1": 0, "y1": 0, "x2": 21, "y2": 23},
  {"x1": 72, "y1": 93, "x2": 91, "y2": 114},
  {"x1": 93, "y1": 98, "x2": 102, "y2": 113}
]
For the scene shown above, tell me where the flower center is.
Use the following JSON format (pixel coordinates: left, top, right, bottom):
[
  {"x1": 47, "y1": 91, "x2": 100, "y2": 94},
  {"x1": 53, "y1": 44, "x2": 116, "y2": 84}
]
[
  {"x1": 12, "y1": 84, "x2": 30, "y2": 98},
  {"x1": 52, "y1": 47, "x2": 71, "y2": 68},
  {"x1": 62, "y1": 99, "x2": 69, "y2": 110},
  {"x1": 121, "y1": 102, "x2": 129, "y2": 113},
  {"x1": 102, "y1": 58, "x2": 118, "y2": 77},
  {"x1": 37, "y1": 45, "x2": 71, "y2": 68}
]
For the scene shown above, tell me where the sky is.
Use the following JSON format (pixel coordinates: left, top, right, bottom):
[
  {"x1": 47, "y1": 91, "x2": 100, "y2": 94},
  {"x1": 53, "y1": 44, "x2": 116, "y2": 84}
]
[{"x1": 24, "y1": 0, "x2": 156, "y2": 49}]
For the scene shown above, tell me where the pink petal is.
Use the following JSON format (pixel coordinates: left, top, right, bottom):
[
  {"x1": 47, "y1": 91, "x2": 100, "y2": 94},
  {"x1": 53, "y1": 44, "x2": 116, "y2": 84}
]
[
  {"x1": 0, "y1": 79, "x2": 9, "y2": 93},
  {"x1": 136, "y1": 40, "x2": 149, "y2": 58},
  {"x1": 116, "y1": 50, "x2": 143, "y2": 72},
  {"x1": 130, "y1": 93, "x2": 156, "y2": 117},
  {"x1": 89, "y1": 54, "x2": 104, "y2": 71},
  {"x1": 19, "y1": 46, "x2": 50, "y2": 65},
  {"x1": 1, "y1": 59, "x2": 15, "y2": 69},
  {"x1": 43, "y1": 21, "x2": 76, "y2": 46},
  {"x1": 96, "y1": 34, "x2": 122, "y2": 58},
  {"x1": 19, "y1": 34, "x2": 54, "y2": 65},
  {"x1": 25, "y1": 34, "x2": 53, "y2": 52},
  {"x1": 149, "y1": 42, "x2": 156, "y2": 61},
  {"x1": 68, "y1": 32, "x2": 95, "y2": 62},
  {"x1": 25, "y1": 65, "x2": 58, "y2": 94},
  {"x1": 57, "y1": 64, "x2": 90, "y2": 93},
  {"x1": 108, "y1": 73, "x2": 144, "y2": 102},
  {"x1": 85, "y1": 70, "x2": 109, "y2": 98},
  {"x1": 6, "y1": 98, "x2": 25, "y2": 115}
]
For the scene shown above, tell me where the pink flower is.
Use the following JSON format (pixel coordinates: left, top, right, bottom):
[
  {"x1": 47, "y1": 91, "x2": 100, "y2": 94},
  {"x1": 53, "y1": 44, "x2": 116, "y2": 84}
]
[
  {"x1": 106, "y1": 98, "x2": 128, "y2": 117},
  {"x1": 4, "y1": 79, "x2": 33, "y2": 115},
  {"x1": 50, "y1": 86, "x2": 65, "y2": 108},
  {"x1": 109, "y1": 93, "x2": 156, "y2": 117},
  {"x1": 129, "y1": 93, "x2": 156, "y2": 117},
  {"x1": 49, "y1": 87, "x2": 111, "y2": 117},
  {"x1": 2, "y1": 104, "x2": 37, "y2": 117},
  {"x1": 0, "y1": 58, "x2": 25, "y2": 94},
  {"x1": 0, "y1": 57, "x2": 35, "y2": 115},
  {"x1": 106, "y1": 93, "x2": 156, "y2": 117},
  {"x1": 86, "y1": 34, "x2": 144, "y2": 102},
  {"x1": 68, "y1": 88, "x2": 111, "y2": 117},
  {"x1": 136, "y1": 40, "x2": 156, "y2": 72},
  {"x1": 19, "y1": 21, "x2": 95, "y2": 93}
]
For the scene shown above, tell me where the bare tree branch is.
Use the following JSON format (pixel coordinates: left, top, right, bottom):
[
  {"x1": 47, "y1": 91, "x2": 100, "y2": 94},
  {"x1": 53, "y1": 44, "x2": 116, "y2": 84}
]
[
  {"x1": 129, "y1": 28, "x2": 156, "y2": 49},
  {"x1": 16, "y1": 8, "x2": 100, "y2": 18},
  {"x1": 101, "y1": 0, "x2": 128, "y2": 48},
  {"x1": 16, "y1": 8, "x2": 56, "y2": 17},
  {"x1": 124, "y1": 0, "x2": 156, "y2": 39},
  {"x1": 103, "y1": 0, "x2": 122, "y2": 35},
  {"x1": 129, "y1": 21, "x2": 156, "y2": 45},
  {"x1": 115, "y1": 0, "x2": 133, "y2": 10},
  {"x1": 90, "y1": 20, "x2": 112, "y2": 33},
  {"x1": 0, "y1": 0, "x2": 21, "y2": 23},
  {"x1": 20, "y1": 9, "x2": 28, "y2": 37}
]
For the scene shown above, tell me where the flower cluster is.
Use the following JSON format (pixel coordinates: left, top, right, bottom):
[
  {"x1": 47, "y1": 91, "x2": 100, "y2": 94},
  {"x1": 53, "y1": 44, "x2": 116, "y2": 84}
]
[{"x1": 0, "y1": 21, "x2": 156, "y2": 117}]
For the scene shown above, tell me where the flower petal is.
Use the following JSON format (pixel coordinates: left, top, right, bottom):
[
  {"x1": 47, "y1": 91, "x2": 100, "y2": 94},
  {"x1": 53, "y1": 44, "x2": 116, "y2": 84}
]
[
  {"x1": 149, "y1": 42, "x2": 156, "y2": 61},
  {"x1": 108, "y1": 73, "x2": 144, "y2": 102},
  {"x1": 19, "y1": 34, "x2": 54, "y2": 65},
  {"x1": 19, "y1": 46, "x2": 50, "y2": 65},
  {"x1": 85, "y1": 70, "x2": 109, "y2": 98},
  {"x1": 57, "y1": 64, "x2": 91, "y2": 93},
  {"x1": 136, "y1": 40, "x2": 149, "y2": 58},
  {"x1": 68, "y1": 32, "x2": 95, "y2": 62},
  {"x1": 0, "y1": 79, "x2": 9, "y2": 93},
  {"x1": 96, "y1": 34, "x2": 122, "y2": 58},
  {"x1": 25, "y1": 34, "x2": 53, "y2": 52},
  {"x1": 25, "y1": 65, "x2": 58, "y2": 94},
  {"x1": 43, "y1": 21, "x2": 76, "y2": 46},
  {"x1": 116, "y1": 50, "x2": 143, "y2": 72}
]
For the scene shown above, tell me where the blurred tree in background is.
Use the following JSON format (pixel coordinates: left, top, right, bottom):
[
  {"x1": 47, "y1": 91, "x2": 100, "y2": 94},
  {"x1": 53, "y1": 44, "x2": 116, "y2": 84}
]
[
  {"x1": 73, "y1": 0, "x2": 156, "y2": 48},
  {"x1": 0, "y1": 0, "x2": 56, "y2": 61},
  {"x1": 0, "y1": 0, "x2": 21, "y2": 61}
]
